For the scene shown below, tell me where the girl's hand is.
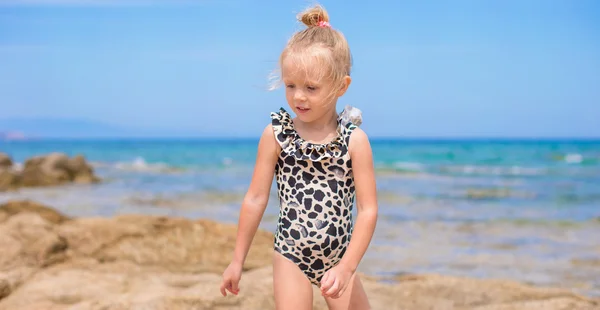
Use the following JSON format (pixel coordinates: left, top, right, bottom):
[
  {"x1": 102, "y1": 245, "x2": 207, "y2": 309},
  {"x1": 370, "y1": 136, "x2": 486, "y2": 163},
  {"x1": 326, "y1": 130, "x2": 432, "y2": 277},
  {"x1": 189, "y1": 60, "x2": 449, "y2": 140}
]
[
  {"x1": 319, "y1": 264, "x2": 354, "y2": 299},
  {"x1": 220, "y1": 261, "x2": 243, "y2": 296}
]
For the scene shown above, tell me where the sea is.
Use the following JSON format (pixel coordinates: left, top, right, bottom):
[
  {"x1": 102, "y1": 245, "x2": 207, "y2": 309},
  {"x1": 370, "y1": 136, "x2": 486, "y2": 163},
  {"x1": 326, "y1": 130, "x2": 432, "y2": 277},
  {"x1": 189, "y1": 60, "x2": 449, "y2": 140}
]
[{"x1": 1, "y1": 138, "x2": 599, "y2": 296}]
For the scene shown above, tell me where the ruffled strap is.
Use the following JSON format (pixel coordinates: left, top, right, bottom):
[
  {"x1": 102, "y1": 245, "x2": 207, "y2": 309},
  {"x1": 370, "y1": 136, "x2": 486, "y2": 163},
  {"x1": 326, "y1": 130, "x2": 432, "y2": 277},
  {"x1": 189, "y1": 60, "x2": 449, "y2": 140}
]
[
  {"x1": 338, "y1": 105, "x2": 362, "y2": 128},
  {"x1": 270, "y1": 107, "x2": 295, "y2": 149},
  {"x1": 338, "y1": 105, "x2": 360, "y2": 148},
  {"x1": 270, "y1": 107, "x2": 361, "y2": 161}
]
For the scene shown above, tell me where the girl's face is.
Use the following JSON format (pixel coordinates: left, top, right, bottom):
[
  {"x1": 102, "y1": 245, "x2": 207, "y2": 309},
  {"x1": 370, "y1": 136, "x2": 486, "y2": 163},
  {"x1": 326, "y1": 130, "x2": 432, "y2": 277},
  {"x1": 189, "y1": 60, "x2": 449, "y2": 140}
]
[{"x1": 281, "y1": 53, "x2": 350, "y2": 123}]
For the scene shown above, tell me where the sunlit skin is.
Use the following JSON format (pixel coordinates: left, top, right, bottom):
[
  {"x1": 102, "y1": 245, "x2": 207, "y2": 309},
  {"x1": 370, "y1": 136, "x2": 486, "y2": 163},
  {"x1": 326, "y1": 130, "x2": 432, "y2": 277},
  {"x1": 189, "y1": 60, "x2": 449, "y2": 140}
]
[
  {"x1": 280, "y1": 54, "x2": 377, "y2": 309},
  {"x1": 220, "y1": 30, "x2": 377, "y2": 310},
  {"x1": 281, "y1": 53, "x2": 351, "y2": 145}
]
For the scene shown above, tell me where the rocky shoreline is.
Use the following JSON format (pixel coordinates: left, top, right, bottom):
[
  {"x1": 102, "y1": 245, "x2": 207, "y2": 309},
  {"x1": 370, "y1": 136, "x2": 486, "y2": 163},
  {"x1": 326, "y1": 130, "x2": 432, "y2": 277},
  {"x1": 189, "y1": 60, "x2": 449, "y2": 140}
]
[
  {"x1": 0, "y1": 153, "x2": 100, "y2": 192},
  {"x1": 0, "y1": 200, "x2": 597, "y2": 310}
]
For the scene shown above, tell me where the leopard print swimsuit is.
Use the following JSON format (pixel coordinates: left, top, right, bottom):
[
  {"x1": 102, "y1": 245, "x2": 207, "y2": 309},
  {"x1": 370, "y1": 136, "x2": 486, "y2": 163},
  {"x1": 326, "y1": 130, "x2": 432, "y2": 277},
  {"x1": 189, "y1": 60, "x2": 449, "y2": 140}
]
[{"x1": 270, "y1": 107, "x2": 358, "y2": 286}]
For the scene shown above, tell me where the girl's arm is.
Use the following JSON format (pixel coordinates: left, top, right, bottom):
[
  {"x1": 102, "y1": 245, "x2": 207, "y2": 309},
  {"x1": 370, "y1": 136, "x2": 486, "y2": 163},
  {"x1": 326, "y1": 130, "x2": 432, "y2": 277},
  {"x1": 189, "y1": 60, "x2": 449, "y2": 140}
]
[
  {"x1": 231, "y1": 124, "x2": 280, "y2": 266},
  {"x1": 321, "y1": 127, "x2": 378, "y2": 298},
  {"x1": 338, "y1": 127, "x2": 379, "y2": 273}
]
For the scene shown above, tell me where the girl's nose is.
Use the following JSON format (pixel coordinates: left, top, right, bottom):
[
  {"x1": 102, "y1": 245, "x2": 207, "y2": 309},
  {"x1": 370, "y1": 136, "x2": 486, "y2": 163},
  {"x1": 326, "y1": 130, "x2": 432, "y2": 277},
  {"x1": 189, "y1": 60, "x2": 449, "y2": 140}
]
[{"x1": 294, "y1": 90, "x2": 306, "y2": 101}]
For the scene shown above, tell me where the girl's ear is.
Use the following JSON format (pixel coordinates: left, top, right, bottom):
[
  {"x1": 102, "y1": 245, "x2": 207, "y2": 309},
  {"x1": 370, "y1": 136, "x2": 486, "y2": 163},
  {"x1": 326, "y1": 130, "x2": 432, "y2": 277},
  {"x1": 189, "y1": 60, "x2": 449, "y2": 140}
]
[{"x1": 337, "y1": 76, "x2": 352, "y2": 97}]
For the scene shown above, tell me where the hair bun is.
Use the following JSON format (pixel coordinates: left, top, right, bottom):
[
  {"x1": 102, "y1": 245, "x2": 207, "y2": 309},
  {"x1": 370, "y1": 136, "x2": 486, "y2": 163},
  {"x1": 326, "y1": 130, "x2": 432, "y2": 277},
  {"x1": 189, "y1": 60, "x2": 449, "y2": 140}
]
[{"x1": 298, "y1": 4, "x2": 330, "y2": 27}]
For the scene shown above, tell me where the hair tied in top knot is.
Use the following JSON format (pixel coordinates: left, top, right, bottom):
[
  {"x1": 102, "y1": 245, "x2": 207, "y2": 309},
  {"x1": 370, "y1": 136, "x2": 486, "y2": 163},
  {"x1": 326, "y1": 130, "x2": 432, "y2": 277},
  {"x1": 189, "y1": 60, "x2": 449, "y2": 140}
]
[
  {"x1": 317, "y1": 20, "x2": 331, "y2": 28},
  {"x1": 298, "y1": 4, "x2": 330, "y2": 28}
]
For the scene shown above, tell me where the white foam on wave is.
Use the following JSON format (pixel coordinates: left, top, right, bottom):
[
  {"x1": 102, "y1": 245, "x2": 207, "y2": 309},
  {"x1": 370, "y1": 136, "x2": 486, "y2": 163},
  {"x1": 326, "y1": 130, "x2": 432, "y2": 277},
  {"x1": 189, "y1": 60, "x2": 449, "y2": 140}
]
[
  {"x1": 10, "y1": 162, "x2": 23, "y2": 172},
  {"x1": 442, "y1": 165, "x2": 545, "y2": 176},
  {"x1": 564, "y1": 153, "x2": 583, "y2": 164},
  {"x1": 113, "y1": 157, "x2": 181, "y2": 173},
  {"x1": 222, "y1": 157, "x2": 233, "y2": 166}
]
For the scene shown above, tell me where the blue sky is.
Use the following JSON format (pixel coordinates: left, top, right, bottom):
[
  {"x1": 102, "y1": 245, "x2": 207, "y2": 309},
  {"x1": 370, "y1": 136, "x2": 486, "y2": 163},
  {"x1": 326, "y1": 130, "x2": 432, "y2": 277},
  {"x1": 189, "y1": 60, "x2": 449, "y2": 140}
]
[{"x1": 0, "y1": 0, "x2": 598, "y2": 138}]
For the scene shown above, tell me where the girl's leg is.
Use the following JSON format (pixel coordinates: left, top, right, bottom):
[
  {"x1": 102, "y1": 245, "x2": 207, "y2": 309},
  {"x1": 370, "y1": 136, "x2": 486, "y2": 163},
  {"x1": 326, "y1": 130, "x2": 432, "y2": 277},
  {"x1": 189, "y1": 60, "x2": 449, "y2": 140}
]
[
  {"x1": 273, "y1": 250, "x2": 314, "y2": 310},
  {"x1": 324, "y1": 273, "x2": 371, "y2": 310}
]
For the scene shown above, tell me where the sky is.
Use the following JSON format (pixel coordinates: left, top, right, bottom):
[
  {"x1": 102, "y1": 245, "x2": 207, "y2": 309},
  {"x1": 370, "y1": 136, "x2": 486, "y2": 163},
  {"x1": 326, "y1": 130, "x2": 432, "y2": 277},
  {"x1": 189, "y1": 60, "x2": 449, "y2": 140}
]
[{"x1": 0, "y1": 0, "x2": 599, "y2": 138}]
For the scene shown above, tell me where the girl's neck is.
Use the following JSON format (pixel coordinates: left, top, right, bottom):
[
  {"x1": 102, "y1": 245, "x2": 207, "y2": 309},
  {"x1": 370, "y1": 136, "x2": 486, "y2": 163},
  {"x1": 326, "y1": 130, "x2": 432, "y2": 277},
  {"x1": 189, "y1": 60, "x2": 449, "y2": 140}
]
[{"x1": 293, "y1": 106, "x2": 339, "y2": 144}]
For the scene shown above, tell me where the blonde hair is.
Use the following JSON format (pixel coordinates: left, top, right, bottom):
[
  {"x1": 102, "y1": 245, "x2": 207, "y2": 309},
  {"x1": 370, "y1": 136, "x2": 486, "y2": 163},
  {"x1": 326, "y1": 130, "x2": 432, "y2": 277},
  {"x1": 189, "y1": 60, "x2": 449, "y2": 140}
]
[{"x1": 269, "y1": 4, "x2": 352, "y2": 101}]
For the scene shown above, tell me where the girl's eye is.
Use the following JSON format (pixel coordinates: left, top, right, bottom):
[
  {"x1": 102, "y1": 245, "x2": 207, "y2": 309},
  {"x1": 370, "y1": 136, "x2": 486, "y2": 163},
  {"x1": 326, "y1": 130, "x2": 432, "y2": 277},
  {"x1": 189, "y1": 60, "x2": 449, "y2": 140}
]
[
  {"x1": 286, "y1": 84, "x2": 295, "y2": 89},
  {"x1": 307, "y1": 86, "x2": 317, "y2": 91}
]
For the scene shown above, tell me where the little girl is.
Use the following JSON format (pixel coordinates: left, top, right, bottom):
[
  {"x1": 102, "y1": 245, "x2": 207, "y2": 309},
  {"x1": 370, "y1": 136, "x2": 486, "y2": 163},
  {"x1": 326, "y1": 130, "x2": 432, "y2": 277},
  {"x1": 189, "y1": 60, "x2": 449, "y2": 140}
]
[{"x1": 220, "y1": 4, "x2": 378, "y2": 310}]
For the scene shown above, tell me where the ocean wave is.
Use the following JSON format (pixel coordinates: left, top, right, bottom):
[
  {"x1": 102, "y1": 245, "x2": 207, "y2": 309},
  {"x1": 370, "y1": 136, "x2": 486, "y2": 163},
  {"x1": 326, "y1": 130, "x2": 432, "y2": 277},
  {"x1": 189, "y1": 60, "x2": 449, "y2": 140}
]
[
  {"x1": 375, "y1": 162, "x2": 547, "y2": 178},
  {"x1": 92, "y1": 157, "x2": 185, "y2": 174},
  {"x1": 374, "y1": 162, "x2": 429, "y2": 176},
  {"x1": 552, "y1": 153, "x2": 599, "y2": 165},
  {"x1": 439, "y1": 165, "x2": 546, "y2": 177},
  {"x1": 222, "y1": 157, "x2": 233, "y2": 166},
  {"x1": 564, "y1": 153, "x2": 583, "y2": 164},
  {"x1": 8, "y1": 162, "x2": 24, "y2": 172}
]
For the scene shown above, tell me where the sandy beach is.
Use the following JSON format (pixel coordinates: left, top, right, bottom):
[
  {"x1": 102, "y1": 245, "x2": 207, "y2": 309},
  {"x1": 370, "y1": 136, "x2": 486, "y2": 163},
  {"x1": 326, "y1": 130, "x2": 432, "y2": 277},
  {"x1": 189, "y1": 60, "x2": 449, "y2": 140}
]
[{"x1": 0, "y1": 199, "x2": 598, "y2": 310}]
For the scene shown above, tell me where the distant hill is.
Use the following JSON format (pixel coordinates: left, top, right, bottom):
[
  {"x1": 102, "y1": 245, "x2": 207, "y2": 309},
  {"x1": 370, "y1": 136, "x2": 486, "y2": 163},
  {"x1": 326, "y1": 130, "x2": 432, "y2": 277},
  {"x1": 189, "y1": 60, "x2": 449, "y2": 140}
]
[
  {"x1": 0, "y1": 131, "x2": 28, "y2": 141},
  {"x1": 0, "y1": 118, "x2": 195, "y2": 139}
]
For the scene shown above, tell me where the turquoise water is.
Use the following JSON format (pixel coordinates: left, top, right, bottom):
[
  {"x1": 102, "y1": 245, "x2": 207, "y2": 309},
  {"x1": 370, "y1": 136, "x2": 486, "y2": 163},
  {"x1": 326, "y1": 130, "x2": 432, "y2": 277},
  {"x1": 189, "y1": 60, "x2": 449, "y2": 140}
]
[
  {"x1": 1, "y1": 138, "x2": 599, "y2": 295},
  {"x1": 2, "y1": 138, "x2": 599, "y2": 219}
]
